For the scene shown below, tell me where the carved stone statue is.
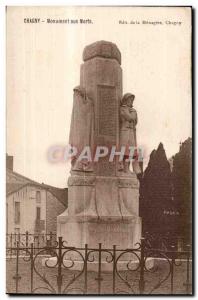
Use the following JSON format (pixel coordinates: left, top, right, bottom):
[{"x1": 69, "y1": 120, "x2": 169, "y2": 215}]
[
  {"x1": 119, "y1": 93, "x2": 141, "y2": 174},
  {"x1": 69, "y1": 86, "x2": 94, "y2": 172}
]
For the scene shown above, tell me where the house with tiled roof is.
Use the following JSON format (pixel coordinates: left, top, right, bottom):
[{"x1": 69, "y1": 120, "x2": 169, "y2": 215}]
[{"x1": 6, "y1": 155, "x2": 68, "y2": 235}]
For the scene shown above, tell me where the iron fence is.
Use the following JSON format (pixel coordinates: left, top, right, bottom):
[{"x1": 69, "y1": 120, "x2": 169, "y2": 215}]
[
  {"x1": 143, "y1": 232, "x2": 190, "y2": 252},
  {"x1": 6, "y1": 237, "x2": 192, "y2": 295},
  {"x1": 6, "y1": 232, "x2": 56, "y2": 256}
]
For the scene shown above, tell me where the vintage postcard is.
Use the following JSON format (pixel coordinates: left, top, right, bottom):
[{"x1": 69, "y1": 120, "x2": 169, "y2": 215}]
[{"x1": 6, "y1": 6, "x2": 192, "y2": 295}]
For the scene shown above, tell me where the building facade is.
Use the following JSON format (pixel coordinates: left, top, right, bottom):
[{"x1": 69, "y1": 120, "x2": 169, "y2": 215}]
[{"x1": 6, "y1": 155, "x2": 67, "y2": 235}]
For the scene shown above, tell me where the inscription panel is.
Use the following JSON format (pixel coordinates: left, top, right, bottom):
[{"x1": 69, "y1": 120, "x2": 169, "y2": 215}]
[
  {"x1": 89, "y1": 223, "x2": 129, "y2": 234},
  {"x1": 97, "y1": 85, "x2": 116, "y2": 137},
  {"x1": 97, "y1": 157, "x2": 115, "y2": 176},
  {"x1": 88, "y1": 223, "x2": 130, "y2": 248},
  {"x1": 96, "y1": 85, "x2": 117, "y2": 176}
]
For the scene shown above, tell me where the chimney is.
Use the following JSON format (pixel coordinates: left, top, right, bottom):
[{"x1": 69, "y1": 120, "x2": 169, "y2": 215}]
[{"x1": 6, "y1": 154, "x2": 13, "y2": 171}]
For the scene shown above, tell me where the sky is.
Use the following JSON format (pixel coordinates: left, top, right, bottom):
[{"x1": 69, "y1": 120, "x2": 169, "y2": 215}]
[{"x1": 6, "y1": 6, "x2": 192, "y2": 188}]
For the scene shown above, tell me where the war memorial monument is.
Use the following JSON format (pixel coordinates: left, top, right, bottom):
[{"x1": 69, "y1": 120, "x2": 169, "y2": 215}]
[{"x1": 57, "y1": 41, "x2": 142, "y2": 267}]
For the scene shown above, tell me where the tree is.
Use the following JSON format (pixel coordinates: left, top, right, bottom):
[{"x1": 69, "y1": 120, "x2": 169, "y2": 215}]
[
  {"x1": 172, "y1": 138, "x2": 192, "y2": 243},
  {"x1": 139, "y1": 143, "x2": 173, "y2": 235}
]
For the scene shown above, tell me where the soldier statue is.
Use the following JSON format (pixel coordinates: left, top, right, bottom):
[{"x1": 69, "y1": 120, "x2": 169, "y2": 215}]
[{"x1": 119, "y1": 93, "x2": 141, "y2": 175}]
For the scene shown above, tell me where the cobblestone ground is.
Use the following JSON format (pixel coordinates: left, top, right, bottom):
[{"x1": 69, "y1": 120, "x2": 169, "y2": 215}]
[{"x1": 6, "y1": 256, "x2": 192, "y2": 295}]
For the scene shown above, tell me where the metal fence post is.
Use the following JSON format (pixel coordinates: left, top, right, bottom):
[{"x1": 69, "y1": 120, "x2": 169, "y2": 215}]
[
  {"x1": 25, "y1": 231, "x2": 29, "y2": 255},
  {"x1": 12, "y1": 241, "x2": 21, "y2": 293},
  {"x1": 30, "y1": 243, "x2": 34, "y2": 293},
  {"x1": 184, "y1": 245, "x2": 191, "y2": 294},
  {"x1": 170, "y1": 245, "x2": 175, "y2": 294},
  {"x1": 95, "y1": 243, "x2": 103, "y2": 295},
  {"x1": 84, "y1": 244, "x2": 88, "y2": 294},
  {"x1": 50, "y1": 231, "x2": 53, "y2": 246},
  {"x1": 14, "y1": 233, "x2": 17, "y2": 256},
  {"x1": 18, "y1": 232, "x2": 21, "y2": 246},
  {"x1": 42, "y1": 233, "x2": 44, "y2": 247},
  {"x1": 139, "y1": 238, "x2": 145, "y2": 294},
  {"x1": 113, "y1": 245, "x2": 116, "y2": 294},
  {"x1": 37, "y1": 235, "x2": 40, "y2": 252},
  {"x1": 57, "y1": 237, "x2": 63, "y2": 294},
  {"x1": 10, "y1": 233, "x2": 13, "y2": 257},
  {"x1": 33, "y1": 235, "x2": 36, "y2": 255}
]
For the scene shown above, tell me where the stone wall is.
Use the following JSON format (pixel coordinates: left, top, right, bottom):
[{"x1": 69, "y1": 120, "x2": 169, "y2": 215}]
[{"x1": 46, "y1": 191, "x2": 67, "y2": 234}]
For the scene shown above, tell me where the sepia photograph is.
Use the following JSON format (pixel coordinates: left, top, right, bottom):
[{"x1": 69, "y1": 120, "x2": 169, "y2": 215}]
[{"x1": 6, "y1": 6, "x2": 192, "y2": 295}]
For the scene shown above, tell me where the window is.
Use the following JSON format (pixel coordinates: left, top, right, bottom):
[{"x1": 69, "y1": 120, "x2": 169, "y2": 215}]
[
  {"x1": 36, "y1": 207, "x2": 41, "y2": 220},
  {"x1": 36, "y1": 191, "x2": 41, "y2": 203},
  {"x1": 14, "y1": 202, "x2": 20, "y2": 224}
]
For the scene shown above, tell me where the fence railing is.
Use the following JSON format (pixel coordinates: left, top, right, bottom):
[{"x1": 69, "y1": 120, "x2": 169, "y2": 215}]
[
  {"x1": 143, "y1": 232, "x2": 191, "y2": 252},
  {"x1": 6, "y1": 232, "x2": 56, "y2": 256},
  {"x1": 6, "y1": 237, "x2": 192, "y2": 295}
]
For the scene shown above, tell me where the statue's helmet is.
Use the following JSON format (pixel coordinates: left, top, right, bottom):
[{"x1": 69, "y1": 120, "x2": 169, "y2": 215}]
[
  {"x1": 73, "y1": 86, "x2": 86, "y2": 98},
  {"x1": 121, "y1": 93, "x2": 135, "y2": 105}
]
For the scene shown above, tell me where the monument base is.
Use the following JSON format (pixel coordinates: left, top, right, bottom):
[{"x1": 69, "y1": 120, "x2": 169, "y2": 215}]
[
  {"x1": 57, "y1": 214, "x2": 141, "y2": 250},
  {"x1": 56, "y1": 174, "x2": 141, "y2": 270}
]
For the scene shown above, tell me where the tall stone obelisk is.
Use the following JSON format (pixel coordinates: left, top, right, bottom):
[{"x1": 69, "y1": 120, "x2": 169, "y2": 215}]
[{"x1": 57, "y1": 41, "x2": 141, "y2": 251}]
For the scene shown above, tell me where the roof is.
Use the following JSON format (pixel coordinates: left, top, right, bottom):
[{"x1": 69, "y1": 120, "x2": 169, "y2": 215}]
[
  {"x1": 6, "y1": 168, "x2": 67, "y2": 207},
  {"x1": 40, "y1": 183, "x2": 68, "y2": 207},
  {"x1": 7, "y1": 183, "x2": 28, "y2": 195}
]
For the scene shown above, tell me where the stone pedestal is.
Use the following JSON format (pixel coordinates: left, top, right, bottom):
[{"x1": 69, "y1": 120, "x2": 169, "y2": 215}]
[
  {"x1": 57, "y1": 174, "x2": 141, "y2": 250},
  {"x1": 57, "y1": 41, "x2": 142, "y2": 268}
]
